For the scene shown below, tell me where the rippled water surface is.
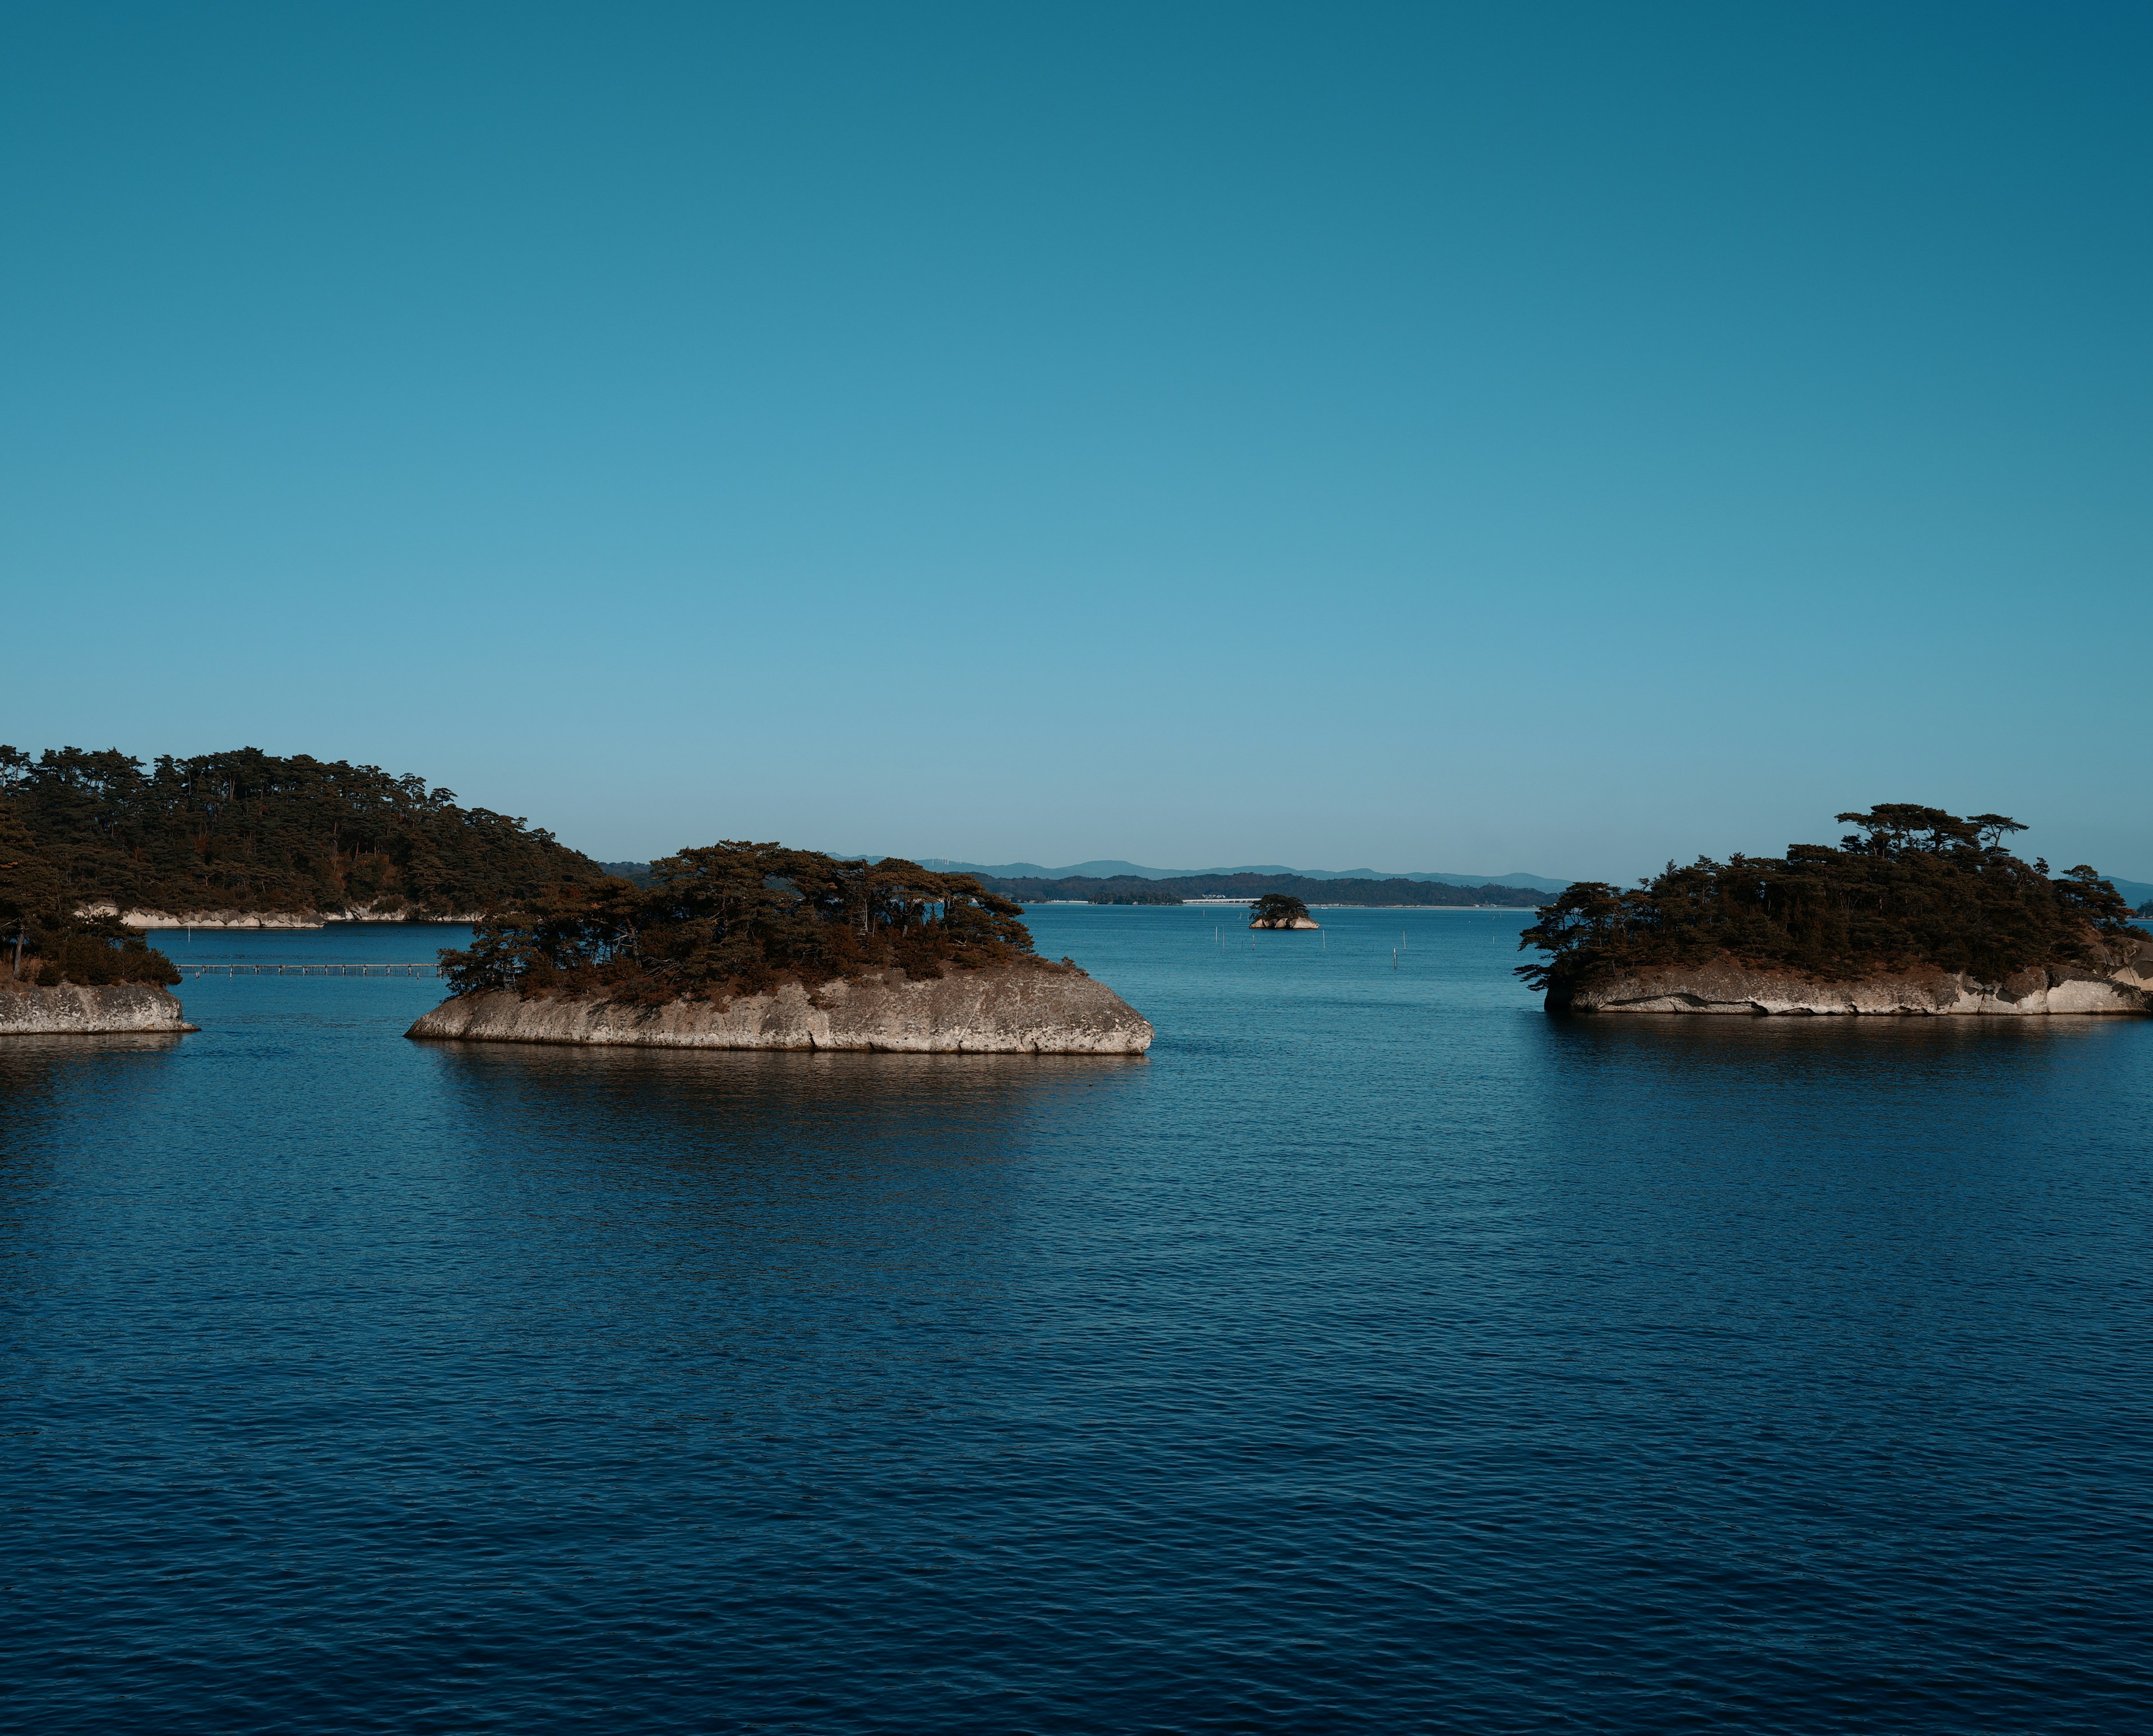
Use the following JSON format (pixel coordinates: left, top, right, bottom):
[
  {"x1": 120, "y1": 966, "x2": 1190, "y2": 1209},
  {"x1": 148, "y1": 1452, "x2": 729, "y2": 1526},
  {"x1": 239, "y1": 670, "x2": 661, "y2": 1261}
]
[{"x1": 6, "y1": 908, "x2": 2152, "y2": 1733}]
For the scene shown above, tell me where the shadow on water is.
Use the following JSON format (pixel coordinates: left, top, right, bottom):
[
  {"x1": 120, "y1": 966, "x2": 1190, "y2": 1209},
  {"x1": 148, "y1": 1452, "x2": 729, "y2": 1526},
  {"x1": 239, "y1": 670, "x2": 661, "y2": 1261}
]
[
  {"x1": 408, "y1": 1043, "x2": 1156, "y2": 1302},
  {"x1": 0, "y1": 1031, "x2": 188, "y2": 1062},
  {"x1": 0, "y1": 1033, "x2": 186, "y2": 1149},
  {"x1": 1533, "y1": 1004, "x2": 2149, "y2": 1091},
  {"x1": 1510, "y1": 1012, "x2": 2153, "y2": 1373},
  {"x1": 1519, "y1": 1012, "x2": 2153, "y2": 1203},
  {"x1": 417, "y1": 1040, "x2": 1148, "y2": 1162}
]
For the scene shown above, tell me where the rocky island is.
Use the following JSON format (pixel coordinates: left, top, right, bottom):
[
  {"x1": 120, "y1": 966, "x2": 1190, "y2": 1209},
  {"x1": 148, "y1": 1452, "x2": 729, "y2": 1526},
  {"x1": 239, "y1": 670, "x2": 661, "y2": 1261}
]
[
  {"x1": 1248, "y1": 893, "x2": 1320, "y2": 930},
  {"x1": 406, "y1": 843, "x2": 1154, "y2": 1053},
  {"x1": 1, "y1": 978, "x2": 196, "y2": 1034},
  {"x1": 0, "y1": 901, "x2": 194, "y2": 1035},
  {"x1": 3, "y1": 740, "x2": 586, "y2": 1033},
  {"x1": 1521, "y1": 805, "x2": 2150, "y2": 1017}
]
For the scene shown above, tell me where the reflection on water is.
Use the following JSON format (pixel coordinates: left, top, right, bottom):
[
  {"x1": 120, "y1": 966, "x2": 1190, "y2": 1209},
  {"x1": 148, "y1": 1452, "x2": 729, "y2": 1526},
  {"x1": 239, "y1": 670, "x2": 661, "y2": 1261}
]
[
  {"x1": 0, "y1": 1029, "x2": 187, "y2": 1063},
  {"x1": 1545, "y1": 1002, "x2": 2136, "y2": 1058},
  {"x1": 0, "y1": 1032, "x2": 186, "y2": 1147},
  {"x1": 416, "y1": 1042, "x2": 1150, "y2": 1355},
  {"x1": 1531, "y1": 1004, "x2": 2146, "y2": 1142},
  {"x1": 421, "y1": 1038, "x2": 1147, "y2": 1227},
  {"x1": 422, "y1": 1036, "x2": 1145, "y2": 1136}
]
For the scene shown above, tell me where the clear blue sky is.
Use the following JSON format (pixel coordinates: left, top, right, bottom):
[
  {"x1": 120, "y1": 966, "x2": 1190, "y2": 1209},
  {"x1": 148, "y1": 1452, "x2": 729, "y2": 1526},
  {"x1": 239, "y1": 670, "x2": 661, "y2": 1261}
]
[{"x1": 6, "y1": 2, "x2": 2146, "y2": 884}]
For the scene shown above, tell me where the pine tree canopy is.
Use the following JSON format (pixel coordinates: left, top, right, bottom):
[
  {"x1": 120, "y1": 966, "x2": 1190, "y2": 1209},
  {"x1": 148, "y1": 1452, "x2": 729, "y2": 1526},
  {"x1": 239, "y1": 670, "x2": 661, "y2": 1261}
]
[
  {"x1": 441, "y1": 844, "x2": 1041, "y2": 1004},
  {"x1": 1517, "y1": 805, "x2": 2137, "y2": 994}
]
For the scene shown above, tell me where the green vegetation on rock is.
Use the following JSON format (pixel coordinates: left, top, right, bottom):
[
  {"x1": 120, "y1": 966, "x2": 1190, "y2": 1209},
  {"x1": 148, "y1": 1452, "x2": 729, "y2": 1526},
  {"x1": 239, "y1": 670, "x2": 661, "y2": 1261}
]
[
  {"x1": 3, "y1": 917, "x2": 181, "y2": 988},
  {"x1": 0, "y1": 781, "x2": 178, "y2": 985},
  {"x1": 1518, "y1": 805, "x2": 2138, "y2": 995},
  {"x1": 441, "y1": 842, "x2": 1042, "y2": 1004},
  {"x1": 1250, "y1": 893, "x2": 1312, "y2": 926}
]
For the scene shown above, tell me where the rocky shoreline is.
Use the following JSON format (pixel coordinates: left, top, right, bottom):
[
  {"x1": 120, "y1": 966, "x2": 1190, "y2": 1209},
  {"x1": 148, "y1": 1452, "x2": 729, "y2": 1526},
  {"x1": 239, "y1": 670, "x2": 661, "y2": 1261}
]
[
  {"x1": 0, "y1": 982, "x2": 197, "y2": 1035},
  {"x1": 408, "y1": 962, "x2": 1153, "y2": 1053},
  {"x1": 1550, "y1": 941, "x2": 2153, "y2": 1016},
  {"x1": 80, "y1": 903, "x2": 482, "y2": 930}
]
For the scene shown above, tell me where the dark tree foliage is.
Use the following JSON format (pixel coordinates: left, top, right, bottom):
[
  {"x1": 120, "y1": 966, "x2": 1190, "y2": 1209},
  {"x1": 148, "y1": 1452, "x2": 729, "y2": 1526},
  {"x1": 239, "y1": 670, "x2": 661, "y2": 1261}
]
[
  {"x1": 1517, "y1": 805, "x2": 2138, "y2": 994},
  {"x1": 1250, "y1": 893, "x2": 1311, "y2": 925},
  {"x1": 0, "y1": 745, "x2": 605, "y2": 922},
  {"x1": 3, "y1": 915, "x2": 181, "y2": 988},
  {"x1": 1088, "y1": 888, "x2": 1185, "y2": 905},
  {"x1": 440, "y1": 842, "x2": 1044, "y2": 1004},
  {"x1": 982, "y1": 872, "x2": 1547, "y2": 907},
  {"x1": 0, "y1": 788, "x2": 179, "y2": 985}
]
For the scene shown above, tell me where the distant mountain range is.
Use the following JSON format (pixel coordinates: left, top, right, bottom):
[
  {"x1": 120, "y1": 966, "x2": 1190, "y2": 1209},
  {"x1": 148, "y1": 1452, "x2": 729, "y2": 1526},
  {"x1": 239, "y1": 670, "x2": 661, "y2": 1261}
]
[
  {"x1": 905, "y1": 859, "x2": 1574, "y2": 893},
  {"x1": 600, "y1": 857, "x2": 2153, "y2": 909}
]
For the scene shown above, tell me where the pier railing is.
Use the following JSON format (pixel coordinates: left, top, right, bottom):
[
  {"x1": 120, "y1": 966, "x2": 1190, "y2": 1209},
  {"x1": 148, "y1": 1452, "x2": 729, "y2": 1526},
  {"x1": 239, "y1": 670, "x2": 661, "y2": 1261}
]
[{"x1": 181, "y1": 962, "x2": 443, "y2": 978}]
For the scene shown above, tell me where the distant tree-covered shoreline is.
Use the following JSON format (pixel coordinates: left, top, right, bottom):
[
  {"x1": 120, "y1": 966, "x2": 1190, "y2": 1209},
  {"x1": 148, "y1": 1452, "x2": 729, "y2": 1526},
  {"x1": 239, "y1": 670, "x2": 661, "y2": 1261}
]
[
  {"x1": 1517, "y1": 805, "x2": 2138, "y2": 996},
  {"x1": 983, "y1": 871, "x2": 1548, "y2": 907}
]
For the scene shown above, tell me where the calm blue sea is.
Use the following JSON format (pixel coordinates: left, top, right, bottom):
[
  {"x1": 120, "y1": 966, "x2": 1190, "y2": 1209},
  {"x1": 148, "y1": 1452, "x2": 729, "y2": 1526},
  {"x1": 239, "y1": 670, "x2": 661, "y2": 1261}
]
[{"x1": 6, "y1": 907, "x2": 2151, "y2": 1734}]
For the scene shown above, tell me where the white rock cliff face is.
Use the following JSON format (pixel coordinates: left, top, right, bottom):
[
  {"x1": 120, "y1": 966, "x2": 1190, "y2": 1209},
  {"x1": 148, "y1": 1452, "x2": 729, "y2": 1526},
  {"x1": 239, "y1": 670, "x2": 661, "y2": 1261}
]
[
  {"x1": 0, "y1": 982, "x2": 197, "y2": 1034},
  {"x1": 408, "y1": 964, "x2": 1154, "y2": 1053},
  {"x1": 1250, "y1": 915, "x2": 1321, "y2": 930},
  {"x1": 1551, "y1": 941, "x2": 2153, "y2": 1016}
]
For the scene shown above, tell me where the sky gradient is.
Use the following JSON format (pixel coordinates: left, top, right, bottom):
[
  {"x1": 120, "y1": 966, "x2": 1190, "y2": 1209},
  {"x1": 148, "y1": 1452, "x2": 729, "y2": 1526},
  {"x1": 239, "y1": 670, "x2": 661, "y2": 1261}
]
[{"x1": 6, "y1": 2, "x2": 2147, "y2": 884}]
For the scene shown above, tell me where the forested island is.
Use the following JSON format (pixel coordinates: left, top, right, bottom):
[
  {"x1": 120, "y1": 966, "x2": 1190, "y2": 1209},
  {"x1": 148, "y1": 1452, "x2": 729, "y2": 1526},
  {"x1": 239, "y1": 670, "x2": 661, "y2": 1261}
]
[
  {"x1": 979, "y1": 871, "x2": 1549, "y2": 907},
  {"x1": 412, "y1": 842, "x2": 1153, "y2": 1052},
  {"x1": 2, "y1": 744, "x2": 607, "y2": 997},
  {"x1": 440, "y1": 844, "x2": 1034, "y2": 1001},
  {"x1": 1519, "y1": 805, "x2": 2150, "y2": 1016},
  {"x1": 3, "y1": 746, "x2": 603, "y2": 922}
]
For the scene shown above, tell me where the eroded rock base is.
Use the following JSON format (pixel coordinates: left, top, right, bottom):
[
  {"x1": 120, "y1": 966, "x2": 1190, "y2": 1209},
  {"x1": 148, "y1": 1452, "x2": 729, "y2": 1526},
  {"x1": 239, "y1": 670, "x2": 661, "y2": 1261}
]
[
  {"x1": 1553, "y1": 944, "x2": 2153, "y2": 1016},
  {"x1": 0, "y1": 982, "x2": 198, "y2": 1034},
  {"x1": 408, "y1": 963, "x2": 1154, "y2": 1053}
]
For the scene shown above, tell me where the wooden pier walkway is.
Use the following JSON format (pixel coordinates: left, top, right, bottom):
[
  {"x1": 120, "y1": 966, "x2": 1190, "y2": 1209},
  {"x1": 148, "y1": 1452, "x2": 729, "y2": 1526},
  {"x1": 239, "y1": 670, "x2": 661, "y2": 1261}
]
[{"x1": 181, "y1": 962, "x2": 443, "y2": 978}]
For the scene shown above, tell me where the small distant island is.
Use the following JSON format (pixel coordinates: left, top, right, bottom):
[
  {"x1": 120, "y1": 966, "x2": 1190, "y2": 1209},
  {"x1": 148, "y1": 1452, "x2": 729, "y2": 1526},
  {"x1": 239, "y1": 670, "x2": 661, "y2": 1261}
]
[
  {"x1": 408, "y1": 843, "x2": 1153, "y2": 1053},
  {"x1": 1519, "y1": 805, "x2": 2151, "y2": 1016},
  {"x1": 1249, "y1": 894, "x2": 1319, "y2": 931}
]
